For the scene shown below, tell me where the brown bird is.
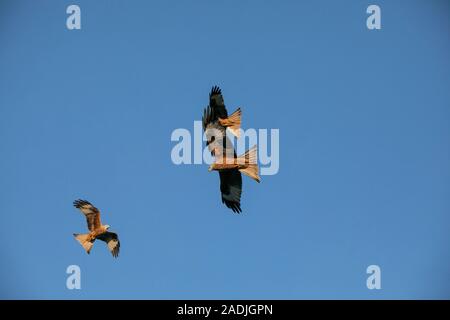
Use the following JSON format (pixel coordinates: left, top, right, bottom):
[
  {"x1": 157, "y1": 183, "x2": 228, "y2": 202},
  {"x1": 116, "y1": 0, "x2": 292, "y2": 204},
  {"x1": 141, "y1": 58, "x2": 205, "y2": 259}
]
[
  {"x1": 73, "y1": 199, "x2": 120, "y2": 258},
  {"x1": 202, "y1": 86, "x2": 260, "y2": 213}
]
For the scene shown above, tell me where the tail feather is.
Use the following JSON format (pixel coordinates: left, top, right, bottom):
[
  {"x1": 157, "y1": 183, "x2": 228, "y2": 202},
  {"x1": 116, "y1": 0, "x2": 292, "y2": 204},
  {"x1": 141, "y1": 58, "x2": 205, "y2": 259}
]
[
  {"x1": 219, "y1": 108, "x2": 241, "y2": 138},
  {"x1": 238, "y1": 145, "x2": 261, "y2": 183},
  {"x1": 73, "y1": 233, "x2": 94, "y2": 254}
]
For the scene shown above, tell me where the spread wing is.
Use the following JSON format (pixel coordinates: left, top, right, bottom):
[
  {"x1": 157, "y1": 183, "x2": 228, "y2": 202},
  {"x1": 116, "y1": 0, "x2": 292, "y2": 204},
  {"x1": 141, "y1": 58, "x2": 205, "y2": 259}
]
[
  {"x1": 209, "y1": 85, "x2": 228, "y2": 119},
  {"x1": 73, "y1": 199, "x2": 101, "y2": 232},
  {"x1": 97, "y1": 232, "x2": 120, "y2": 258},
  {"x1": 219, "y1": 170, "x2": 242, "y2": 213},
  {"x1": 202, "y1": 86, "x2": 228, "y2": 131}
]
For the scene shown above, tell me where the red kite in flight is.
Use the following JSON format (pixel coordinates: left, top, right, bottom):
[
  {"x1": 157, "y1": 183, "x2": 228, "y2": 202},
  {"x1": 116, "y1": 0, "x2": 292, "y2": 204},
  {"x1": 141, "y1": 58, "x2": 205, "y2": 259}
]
[
  {"x1": 73, "y1": 199, "x2": 120, "y2": 258},
  {"x1": 202, "y1": 86, "x2": 260, "y2": 213}
]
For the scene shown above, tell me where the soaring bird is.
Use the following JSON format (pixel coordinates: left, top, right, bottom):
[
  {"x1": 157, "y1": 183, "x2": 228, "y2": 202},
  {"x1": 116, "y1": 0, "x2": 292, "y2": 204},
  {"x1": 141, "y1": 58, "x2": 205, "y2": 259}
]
[
  {"x1": 202, "y1": 86, "x2": 260, "y2": 213},
  {"x1": 72, "y1": 199, "x2": 120, "y2": 258}
]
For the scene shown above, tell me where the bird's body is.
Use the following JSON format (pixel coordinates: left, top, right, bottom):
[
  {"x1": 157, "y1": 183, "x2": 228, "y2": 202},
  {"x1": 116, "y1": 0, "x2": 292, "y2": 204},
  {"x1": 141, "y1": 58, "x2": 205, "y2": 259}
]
[
  {"x1": 73, "y1": 199, "x2": 120, "y2": 258},
  {"x1": 83, "y1": 225, "x2": 109, "y2": 242}
]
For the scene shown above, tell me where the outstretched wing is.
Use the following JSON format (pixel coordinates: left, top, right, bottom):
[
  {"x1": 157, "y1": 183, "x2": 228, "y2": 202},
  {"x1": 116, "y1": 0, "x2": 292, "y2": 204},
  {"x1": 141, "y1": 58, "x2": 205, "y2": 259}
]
[
  {"x1": 209, "y1": 85, "x2": 228, "y2": 119},
  {"x1": 97, "y1": 232, "x2": 120, "y2": 258},
  {"x1": 219, "y1": 170, "x2": 242, "y2": 213},
  {"x1": 202, "y1": 86, "x2": 228, "y2": 130},
  {"x1": 73, "y1": 199, "x2": 101, "y2": 232}
]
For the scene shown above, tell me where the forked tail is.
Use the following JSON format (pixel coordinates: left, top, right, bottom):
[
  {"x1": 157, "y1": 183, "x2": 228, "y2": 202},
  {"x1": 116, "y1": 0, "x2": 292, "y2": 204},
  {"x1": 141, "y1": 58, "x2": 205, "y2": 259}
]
[
  {"x1": 219, "y1": 108, "x2": 241, "y2": 138},
  {"x1": 237, "y1": 145, "x2": 261, "y2": 183},
  {"x1": 73, "y1": 233, "x2": 94, "y2": 254}
]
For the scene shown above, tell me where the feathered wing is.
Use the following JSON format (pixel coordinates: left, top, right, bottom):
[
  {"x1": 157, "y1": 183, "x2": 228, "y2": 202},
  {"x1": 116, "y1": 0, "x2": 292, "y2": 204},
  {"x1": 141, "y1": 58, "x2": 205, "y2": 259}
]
[
  {"x1": 202, "y1": 86, "x2": 229, "y2": 130},
  {"x1": 97, "y1": 232, "x2": 120, "y2": 258},
  {"x1": 219, "y1": 170, "x2": 242, "y2": 213},
  {"x1": 209, "y1": 85, "x2": 228, "y2": 119},
  {"x1": 73, "y1": 199, "x2": 101, "y2": 232}
]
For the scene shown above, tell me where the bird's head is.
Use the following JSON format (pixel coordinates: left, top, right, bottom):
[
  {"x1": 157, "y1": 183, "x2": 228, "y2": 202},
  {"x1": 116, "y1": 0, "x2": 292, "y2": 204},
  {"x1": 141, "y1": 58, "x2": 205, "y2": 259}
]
[
  {"x1": 208, "y1": 164, "x2": 214, "y2": 172},
  {"x1": 104, "y1": 224, "x2": 111, "y2": 230}
]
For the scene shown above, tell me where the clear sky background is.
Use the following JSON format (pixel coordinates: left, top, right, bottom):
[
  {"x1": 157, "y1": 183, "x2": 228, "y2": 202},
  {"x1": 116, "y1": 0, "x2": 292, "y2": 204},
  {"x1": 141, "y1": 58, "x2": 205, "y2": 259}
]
[{"x1": 0, "y1": 0, "x2": 449, "y2": 299}]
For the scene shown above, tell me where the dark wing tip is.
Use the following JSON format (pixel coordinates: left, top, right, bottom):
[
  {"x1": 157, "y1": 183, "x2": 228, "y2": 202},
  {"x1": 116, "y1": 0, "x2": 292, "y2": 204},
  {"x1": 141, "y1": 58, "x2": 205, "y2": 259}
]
[
  {"x1": 202, "y1": 105, "x2": 211, "y2": 131},
  {"x1": 113, "y1": 241, "x2": 120, "y2": 258},
  {"x1": 73, "y1": 199, "x2": 90, "y2": 208},
  {"x1": 223, "y1": 200, "x2": 242, "y2": 214},
  {"x1": 210, "y1": 85, "x2": 222, "y2": 97}
]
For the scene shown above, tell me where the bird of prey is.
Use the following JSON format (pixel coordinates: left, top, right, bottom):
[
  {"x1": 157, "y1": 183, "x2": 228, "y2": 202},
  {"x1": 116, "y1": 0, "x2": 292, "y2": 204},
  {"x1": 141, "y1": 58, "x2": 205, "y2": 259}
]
[
  {"x1": 72, "y1": 199, "x2": 120, "y2": 258},
  {"x1": 202, "y1": 86, "x2": 260, "y2": 213}
]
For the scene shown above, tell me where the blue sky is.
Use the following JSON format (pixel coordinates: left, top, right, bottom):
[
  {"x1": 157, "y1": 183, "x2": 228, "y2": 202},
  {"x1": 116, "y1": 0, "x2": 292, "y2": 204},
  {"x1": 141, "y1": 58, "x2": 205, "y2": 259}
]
[{"x1": 0, "y1": 0, "x2": 449, "y2": 299}]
